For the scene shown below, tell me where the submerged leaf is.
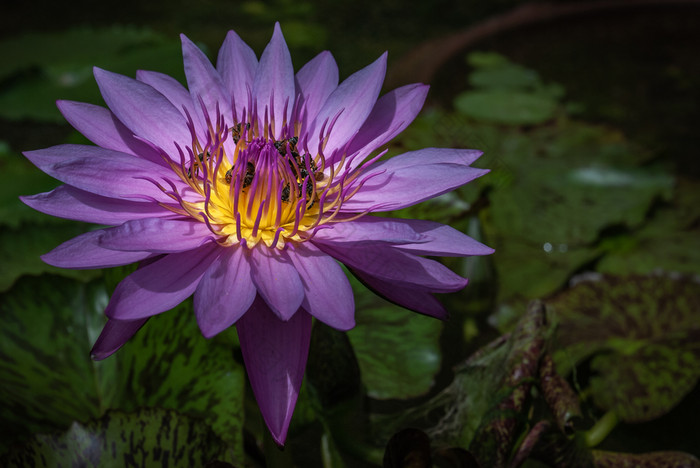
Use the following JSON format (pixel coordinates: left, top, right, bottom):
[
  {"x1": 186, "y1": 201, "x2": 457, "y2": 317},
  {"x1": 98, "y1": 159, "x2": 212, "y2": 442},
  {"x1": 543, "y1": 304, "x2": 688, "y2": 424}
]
[{"x1": 548, "y1": 274, "x2": 700, "y2": 422}]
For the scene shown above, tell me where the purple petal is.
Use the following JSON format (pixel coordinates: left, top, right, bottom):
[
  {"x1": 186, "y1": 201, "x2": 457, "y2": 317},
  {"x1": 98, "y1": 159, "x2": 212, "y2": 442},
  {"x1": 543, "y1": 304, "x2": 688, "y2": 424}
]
[
  {"x1": 253, "y1": 23, "x2": 295, "y2": 137},
  {"x1": 181, "y1": 34, "x2": 232, "y2": 126},
  {"x1": 342, "y1": 148, "x2": 488, "y2": 212},
  {"x1": 23, "y1": 144, "x2": 184, "y2": 202},
  {"x1": 56, "y1": 100, "x2": 160, "y2": 161},
  {"x1": 352, "y1": 269, "x2": 448, "y2": 319},
  {"x1": 217, "y1": 29, "x2": 258, "y2": 119},
  {"x1": 314, "y1": 216, "x2": 493, "y2": 257},
  {"x1": 307, "y1": 53, "x2": 386, "y2": 158},
  {"x1": 105, "y1": 243, "x2": 221, "y2": 320},
  {"x1": 42, "y1": 229, "x2": 152, "y2": 269},
  {"x1": 345, "y1": 83, "x2": 429, "y2": 165},
  {"x1": 98, "y1": 218, "x2": 214, "y2": 253},
  {"x1": 295, "y1": 51, "x2": 338, "y2": 124},
  {"x1": 135, "y1": 69, "x2": 204, "y2": 135},
  {"x1": 93, "y1": 67, "x2": 189, "y2": 158},
  {"x1": 91, "y1": 318, "x2": 149, "y2": 360},
  {"x1": 194, "y1": 247, "x2": 256, "y2": 338},
  {"x1": 288, "y1": 243, "x2": 354, "y2": 330},
  {"x1": 20, "y1": 185, "x2": 172, "y2": 225},
  {"x1": 314, "y1": 241, "x2": 468, "y2": 293},
  {"x1": 249, "y1": 246, "x2": 304, "y2": 321},
  {"x1": 236, "y1": 297, "x2": 311, "y2": 446},
  {"x1": 312, "y1": 216, "x2": 425, "y2": 246}
]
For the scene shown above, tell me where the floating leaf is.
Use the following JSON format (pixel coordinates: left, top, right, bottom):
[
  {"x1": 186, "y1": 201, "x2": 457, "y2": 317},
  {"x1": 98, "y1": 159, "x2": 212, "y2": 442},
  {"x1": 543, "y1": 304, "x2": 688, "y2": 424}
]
[
  {"x1": 114, "y1": 301, "x2": 246, "y2": 460},
  {"x1": 0, "y1": 27, "x2": 183, "y2": 122},
  {"x1": 347, "y1": 302, "x2": 442, "y2": 400},
  {"x1": 0, "y1": 275, "x2": 116, "y2": 448},
  {"x1": 1, "y1": 407, "x2": 227, "y2": 468},
  {"x1": 345, "y1": 275, "x2": 443, "y2": 400},
  {"x1": 454, "y1": 89, "x2": 558, "y2": 126},
  {"x1": 548, "y1": 274, "x2": 700, "y2": 422}
]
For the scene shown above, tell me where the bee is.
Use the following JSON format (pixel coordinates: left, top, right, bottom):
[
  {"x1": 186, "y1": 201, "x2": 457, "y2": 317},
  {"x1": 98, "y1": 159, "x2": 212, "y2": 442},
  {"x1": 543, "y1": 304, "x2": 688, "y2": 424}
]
[
  {"x1": 274, "y1": 136, "x2": 299, "y2": 156},
  {"x1": 187, "y1": 151, "x2": 210, "y2": 178},
  {"x1": 225, "y1": 162, "x2": 255, "y2": 187},
  {"x1": 232, "y1": 122, "x2": 251, "y2": 144}
]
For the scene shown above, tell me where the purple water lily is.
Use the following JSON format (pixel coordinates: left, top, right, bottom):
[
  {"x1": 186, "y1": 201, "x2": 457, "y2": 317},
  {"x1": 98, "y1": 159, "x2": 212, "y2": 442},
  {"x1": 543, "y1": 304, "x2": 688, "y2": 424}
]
[{"x1": 22, "y1": 23, "x2": 493, "y2": 445}]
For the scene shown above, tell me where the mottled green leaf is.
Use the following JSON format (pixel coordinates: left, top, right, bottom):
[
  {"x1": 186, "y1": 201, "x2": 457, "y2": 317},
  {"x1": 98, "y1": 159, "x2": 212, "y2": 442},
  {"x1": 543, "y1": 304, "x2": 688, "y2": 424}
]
[
  {"x1": 454, "y1": 89, "x2": 558, "y2": 126},
  {"x1": 548, "y1": 274, "x2": 700, "y2": 422},
  {"x1": 346, "y1": 278, "x2": 443, "y2": 400},
  {"x1": 0, "y1": 27, "x2": 183, "y2": 122},
  {"x1": 114, "y1": 302, "x2": 246, "y2": 461},
  {"x1": 0, "y1": 275, "x2": 116, "y2": 447},
  {"x1": 1, "y1": 407, "x2": 227, "y2": 468}
]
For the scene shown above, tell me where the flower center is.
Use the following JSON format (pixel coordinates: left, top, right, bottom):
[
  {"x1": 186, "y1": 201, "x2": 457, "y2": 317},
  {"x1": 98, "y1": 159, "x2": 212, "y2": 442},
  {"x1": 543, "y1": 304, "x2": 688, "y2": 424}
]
[{"x1": 157, "y1": 106, "x2": 361, "y2": 249}]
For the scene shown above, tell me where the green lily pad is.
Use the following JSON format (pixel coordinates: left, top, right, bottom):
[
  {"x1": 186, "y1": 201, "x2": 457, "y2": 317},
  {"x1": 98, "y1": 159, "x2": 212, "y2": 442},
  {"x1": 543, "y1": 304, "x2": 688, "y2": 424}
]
[
  {"x1": 1, "y1": 407, "x2": 227, "y2": 467},
  {"x1": 0, "y1": 27, "x2": 184, "y2": 122},
  {"x1": 346, "y1": 278, "x2": 443, "y2": 400},
  {"x1": 113, "y1": 300, "x2": 246, "y2": 461},
  {"x1": 547, "y1": 274, "x2": 700, "y2": 422},
  {"x1": 0, "y1": 274, "x2": 245, "y2": 460},
  {"x1": 454, "y1": 89, "x2": 558, "y2": 126},
  {"x1": 0, "y1": 275, "x2": 116, "y2": 449}
]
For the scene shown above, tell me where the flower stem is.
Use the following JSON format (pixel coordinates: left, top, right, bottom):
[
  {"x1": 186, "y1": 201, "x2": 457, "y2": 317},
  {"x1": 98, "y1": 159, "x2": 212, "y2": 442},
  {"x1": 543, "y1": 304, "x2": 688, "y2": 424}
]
[{"x1": 585, "y1": 410, "x2": 618, "y2": 448}]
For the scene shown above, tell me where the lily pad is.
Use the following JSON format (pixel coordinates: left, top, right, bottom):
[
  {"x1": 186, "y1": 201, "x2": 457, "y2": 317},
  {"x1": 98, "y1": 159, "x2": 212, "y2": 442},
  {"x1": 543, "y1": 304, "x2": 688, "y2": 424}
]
[
  {"x1": 454, "y1": 89, "x2": 558, "y2": 126},
  {"x1": 0, "y1": 27, "x2": 183, "y2": 122},
  {"x1": 0, "y1": 275, "x2": 245, "y2": 460},
  {"x1": 1, "y1": 407, "x2": 227, "y2": 468},
  {"x1": 547, "y1": 274, "x2": 700, "y2": 422},
  {"x1": 0, "y1": 275, "x2": 116, "y2": 448},
  {"x1": 347, "y1": 278, "x2": 443, "y2": 400},
  {"x1": 113, "y1": 300, "x2": 246, "y2": 460}
]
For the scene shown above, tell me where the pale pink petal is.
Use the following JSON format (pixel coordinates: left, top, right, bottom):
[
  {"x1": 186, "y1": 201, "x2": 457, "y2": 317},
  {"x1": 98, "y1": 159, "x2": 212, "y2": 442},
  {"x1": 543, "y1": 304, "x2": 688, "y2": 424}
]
[
  {"x1": 194, "y1": 247, "x2": 256, "y2": 338},
  {"x1": 105, "y1": 244, "x2": 221, "y2": 320},
  {"x1": 236, "y1": 297, "x2": 311, "y2": 445},
  {"x1": 288, "y1": 243, "x2": 354, "y2": 330},
  {"x1": 248, "y1": 246, "x2": 304, "y2": 321}
]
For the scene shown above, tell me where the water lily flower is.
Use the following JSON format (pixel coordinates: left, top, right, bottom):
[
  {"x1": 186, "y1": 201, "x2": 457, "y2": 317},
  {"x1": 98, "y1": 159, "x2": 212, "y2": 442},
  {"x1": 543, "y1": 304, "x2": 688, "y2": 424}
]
[{"x1": 21, "y1": 23, "x2": 493, "y2": 445}]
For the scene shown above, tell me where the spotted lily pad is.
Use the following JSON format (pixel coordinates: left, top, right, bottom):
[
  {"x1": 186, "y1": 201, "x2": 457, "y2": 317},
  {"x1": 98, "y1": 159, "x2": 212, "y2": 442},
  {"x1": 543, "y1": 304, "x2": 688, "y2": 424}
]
[
  {"x1": 0, "y1": 275, "x2": 245, "y2": 460},
  {"x1": 0, "y1": 407, "x2": 227, "y2": 467},
  {"x1": 547, "y1": 274, "x2": 700, "y2": 422}
]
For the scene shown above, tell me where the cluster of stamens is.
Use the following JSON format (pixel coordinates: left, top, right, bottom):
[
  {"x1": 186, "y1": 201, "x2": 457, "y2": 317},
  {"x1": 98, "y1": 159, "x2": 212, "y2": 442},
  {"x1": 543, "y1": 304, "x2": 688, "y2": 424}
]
[{"x1": 153, "y1": 99, "x2": 376, "y2": 249}]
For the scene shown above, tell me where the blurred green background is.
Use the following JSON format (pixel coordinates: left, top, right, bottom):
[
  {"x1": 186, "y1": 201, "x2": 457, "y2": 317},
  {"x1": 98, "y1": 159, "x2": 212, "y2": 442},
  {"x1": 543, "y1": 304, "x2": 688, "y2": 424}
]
[{"x1": 1, "y1": 1, "x2": 699, "y2": 467}]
